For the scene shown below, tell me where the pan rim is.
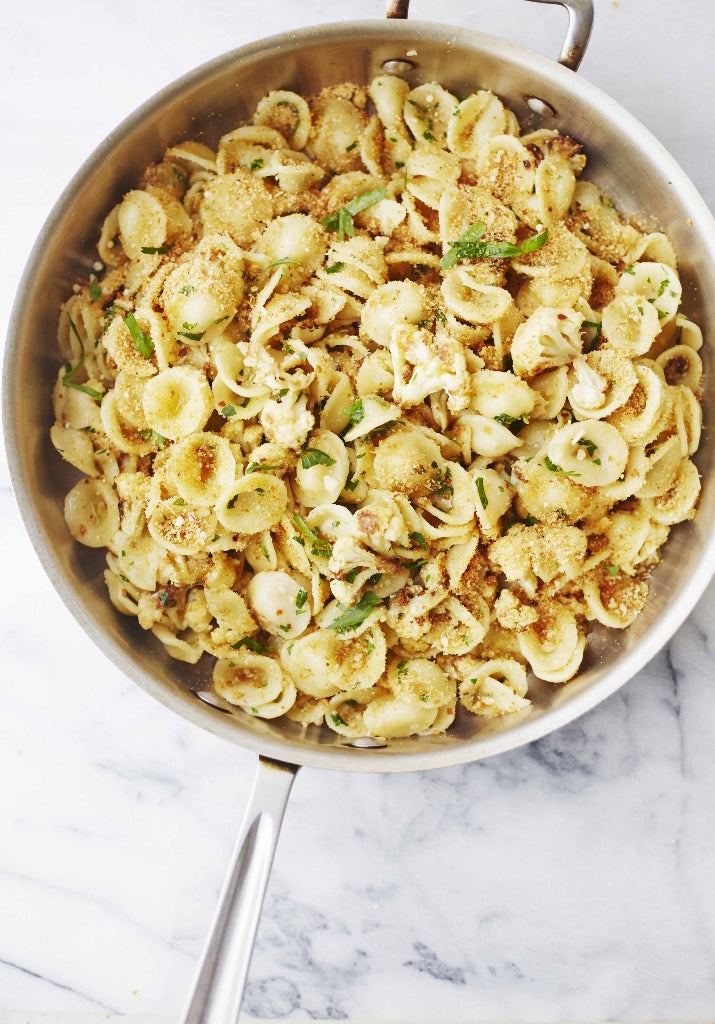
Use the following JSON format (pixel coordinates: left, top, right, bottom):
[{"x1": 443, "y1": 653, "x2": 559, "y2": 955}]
[{"x1": 5, "y1": 16, "x2": 715, "y2": 772}]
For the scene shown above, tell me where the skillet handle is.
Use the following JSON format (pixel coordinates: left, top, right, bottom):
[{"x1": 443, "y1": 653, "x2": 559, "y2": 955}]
[
  {"x1": 525, "y1": 0, "x2": 593, "y2": 71},
  {"x1": 385, "y1": 0, "x2": 593, "y2": 72},
  {"x1": 180, "y1": 755, "x2": 300, "y2": 1024}
]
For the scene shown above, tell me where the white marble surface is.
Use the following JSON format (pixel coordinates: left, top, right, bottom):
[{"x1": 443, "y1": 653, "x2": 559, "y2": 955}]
[{"x1": 2, "y1": 1, "x2": 715, "y2": 1021}]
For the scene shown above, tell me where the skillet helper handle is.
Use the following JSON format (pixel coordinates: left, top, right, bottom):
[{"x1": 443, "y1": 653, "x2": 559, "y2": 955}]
[
  {"x1": 385, "y1": 0, "x2": 593, "y2": 72},
  {"x1": 181, "y1": 756, "x2": 299, "y2": 1024}
]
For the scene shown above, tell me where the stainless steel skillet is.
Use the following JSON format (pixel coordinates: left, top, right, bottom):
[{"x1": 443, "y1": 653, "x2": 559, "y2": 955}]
[{"x1": 4, "y1": 1, "x2": 715, "y2": 1021}]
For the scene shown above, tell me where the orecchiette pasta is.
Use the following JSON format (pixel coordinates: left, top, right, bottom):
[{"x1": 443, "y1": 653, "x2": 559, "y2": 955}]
[{"x1": 51, "y1": 74, "x2": 705, "y2": 740}]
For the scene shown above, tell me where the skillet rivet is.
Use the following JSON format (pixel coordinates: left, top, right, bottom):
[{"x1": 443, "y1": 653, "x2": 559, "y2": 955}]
[
  {"x1": 381, "y1": 58, "x2": 416, "y2": 74},
  {"x1": 526, "y1": 95, "x2": 557, "y2": 117}
]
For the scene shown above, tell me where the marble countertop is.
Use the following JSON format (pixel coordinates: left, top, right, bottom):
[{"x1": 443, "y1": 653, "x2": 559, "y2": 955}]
[{"x1": 2, "y1": 1, "x2": 715, "y2": 1021}]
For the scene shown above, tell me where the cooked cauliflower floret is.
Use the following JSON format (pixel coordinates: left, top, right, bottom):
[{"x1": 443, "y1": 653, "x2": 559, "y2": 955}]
[
  {"x1": 488, "y1": 523, "x2": 588, "y2": 584},
  {"x1": 260, "y1": 393, "x2": 314, "y2": 449},
  {"x1": 493, "y1": 589, "x2": 539, "y2": 631},
  {"x1": 352, "y1": 491, "x2": 410, "y2": 553},
  {"x1": 205, "y1": 585, "x2": 259, "y2": 648},
  {"x1": 510, "y1": 307, "x2": 583, "y2": 378},
  {"x1": 390, "y1": 322, "x2": 471, "y2": 412}
]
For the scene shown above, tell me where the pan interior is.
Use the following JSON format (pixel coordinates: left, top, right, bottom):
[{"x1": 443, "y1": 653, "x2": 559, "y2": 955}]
[{"x1": 6, "y1": 19, "x2": 715, "y2": 771}]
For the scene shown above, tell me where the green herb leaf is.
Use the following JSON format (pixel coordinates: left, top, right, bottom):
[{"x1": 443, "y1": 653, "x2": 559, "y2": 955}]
[
  {"x1": 246, "y1": 461, "x2": 284, "y2": 473},
  {"x1": 326, "y1": 592, "x2": 384, "y2": 633},
  {"x1": 606, "y1": 564, "x2": 621, "y2": 577},
  {"x1": 321, "y1": 188, "x2": 387, "y2": 240},
  {"x1": 125, "y1": 311, "x2": 154, "y2": 358},
  {"x1": 220, "y1": 405, "x2": 237, "y2": 418},
  {"x1": 292, "y1": 514, "x2": 332, "y2": 557},
  {"x1": 88, "y1": 278, "x2": 102, "y2": 302},
  {"x1": 326, "y1": 262, "x2": 345, "y2": 274},
  {"x1": 344, "y1": 470, "x2": 360, "y2": 492},
  {"x1": 295, "y1": 588, "x2": 309, "y2": 612},
  {"x1": 263, "y1": 256, "x2": 301, "y2": 275},
  {"x1": 402, "y1": 557, "x2": 428, "y2": 570},
  {"x1": 231, "y1": 636, "x2": 268, "y2": 653},
  {"x1": 343, "y1": 399, "x2": 364, "y2": 426},
  {"x1": 476, "y1": 476, "x2": 489, "y2": 510},
  {"x1": 409, "y1": 531, "x2": 428, "y2": 549},
  {"x1": 137, "y1": 428, "x2": 168, "y2": 449},
  {"x1": 140, "y1": 244, "x2": 172, "y2": 255},
  {"x1": 62, "y1": 317, "x2": 103, "y2": 400},
  {"x1": 441, "y1": 220, "x2": 549, "y2": 270},
  {"x1": 543, "y1": 454, "x2": 580, "y2": 477},
  {"x1": 250, "y1": 157, "x2": 264, "y2": 171},
  {"x1": 577, "y1": 437, "x2": 598, "y2": 458},
  {"x1": 177, "y1": 328, "x2": 205, "y2": 341},
  {"x1": 301, "y1": 448, "x2": 337, "y2": 469}
]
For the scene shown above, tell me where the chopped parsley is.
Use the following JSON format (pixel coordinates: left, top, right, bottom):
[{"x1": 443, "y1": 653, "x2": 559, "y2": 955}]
[
  {"x1": 326, "y1": 262, "x2": 345, "y2": 274},
  {"x1": 343, "y1": 398, "x2": 365, "y2": 426},
  {"x1": 577, "y1": 437, "x2": 598, "y2": 458},
  {"x1": 246, "y1": 461, "x2": 284, "y2": 473},
  {"x1": 326, "y1": 592, "x2": 384, "y2": 633},
  {"x1": 138, "y1": 429, "x2": 168, "y2": 449},
  {"x1": 177, "y1": 326, "x2": 205, "y2": 341},
  {"x1": 409, "y1": 531, "x2": 427, "y2": 549},
  {"x1": 231, "y1": 636, "x2": 268, "y2": 653},
  {"x1": 476, "y1": 476, "x2": 489, "y2": 510},
  {"x1": 220, "y1": 405, "x2": 237, "y2": 418},
  {"x1": 62, "y1": 316, "x2": 103, "y2": 400},
  {"x1": 441, "y1": 220, "x2": 549, "y2": 270},
  {"x1": 577, "y1": 437, "x2": 602, "y2": 465},
  {"x1": 88, "y1": 278, "x2": 102, "y2": 302},
  {"x1": 606, "y1": 565, "x2": 621, "y2": 577},
  {"x1": 429, "y1": 464, "x2": 454, "y2": 499},
  {"x1": 292, "y1": 514, "x2": 332, "y2": 557},
  {"x1": 300, "y1": 448, "x2": 337, "y2": 469},
  {"x1": 321, "y1": 188, "x2": 387, "y2": 240},
  {"x1": 140, "y1": 244, "x2": 172, "y2": 255},
  {"x1": 125, "y1": 311, "x2": 154, "y2": 358},
  {"x1": 295, "y1": 587, "x2": 309, "y2": 612},
  {"x1": 263, "y1": 256, "x2": 301, "y2": 275},
  {"x1": 543, "y1": 454, "x2": 580, "y2": 477}
]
